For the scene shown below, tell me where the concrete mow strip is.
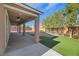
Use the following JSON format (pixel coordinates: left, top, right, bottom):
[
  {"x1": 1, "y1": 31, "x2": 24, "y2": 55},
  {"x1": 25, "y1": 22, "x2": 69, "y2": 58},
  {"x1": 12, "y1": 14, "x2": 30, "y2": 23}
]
[{"x1": 42, "y1": 49, "x2": 62, "y2": 56}]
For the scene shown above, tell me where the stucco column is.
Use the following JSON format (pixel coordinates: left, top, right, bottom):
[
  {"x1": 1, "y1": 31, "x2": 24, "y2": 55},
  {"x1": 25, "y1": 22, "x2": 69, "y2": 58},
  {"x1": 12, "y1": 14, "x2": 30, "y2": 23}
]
[
  {"x1": 34, "y1": 16, "x2": 39, "y2": 43},
  {"x1": 17, "y1": 25, "x2": 19, "y2": 33},
  {"x1": 23, "y1": 23, "x2": 26, "y2": 36},
  {"x1": 17, "y1": 25, "x2": 21, "y2": 33}
]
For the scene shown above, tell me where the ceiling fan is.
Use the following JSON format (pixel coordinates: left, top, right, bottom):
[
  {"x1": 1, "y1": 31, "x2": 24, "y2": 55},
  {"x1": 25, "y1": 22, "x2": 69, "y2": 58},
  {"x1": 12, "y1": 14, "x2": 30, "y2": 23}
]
[{"x1": 16, "y1": 16, "x2": 21, "y2": 22}]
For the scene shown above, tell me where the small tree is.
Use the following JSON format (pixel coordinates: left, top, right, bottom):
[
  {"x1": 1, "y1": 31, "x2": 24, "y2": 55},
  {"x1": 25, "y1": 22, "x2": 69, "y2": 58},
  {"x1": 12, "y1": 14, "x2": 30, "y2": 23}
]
[
  {"x1": 63, "y1": 3, "x2": 79, "y2": 38},
  {"x1": 42, "y1": 12, "x2": 64, "y2": 33},
  {"x1": 64, "y1": 12, "x2": 76, "y2": 38},
  {"x1": 42, "y1": 16, "x2": 51, "y2": 32}
]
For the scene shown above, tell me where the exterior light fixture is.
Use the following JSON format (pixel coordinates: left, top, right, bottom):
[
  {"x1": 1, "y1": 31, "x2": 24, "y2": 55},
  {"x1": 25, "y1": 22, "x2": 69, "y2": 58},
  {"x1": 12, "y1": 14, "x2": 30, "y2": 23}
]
[{"x1": 16, "y1": 16, "x2": 20, "y2": 22}]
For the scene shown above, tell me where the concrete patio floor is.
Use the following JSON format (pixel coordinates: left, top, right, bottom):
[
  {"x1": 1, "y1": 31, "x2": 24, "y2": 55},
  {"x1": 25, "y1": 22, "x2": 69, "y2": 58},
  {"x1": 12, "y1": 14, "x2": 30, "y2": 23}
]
[
  {"x1": 5, "y1": 33, "x2": 35, "y2": 53},
  {"x1": 4, "y1": 33, "x2": 62, "y2": 56}
]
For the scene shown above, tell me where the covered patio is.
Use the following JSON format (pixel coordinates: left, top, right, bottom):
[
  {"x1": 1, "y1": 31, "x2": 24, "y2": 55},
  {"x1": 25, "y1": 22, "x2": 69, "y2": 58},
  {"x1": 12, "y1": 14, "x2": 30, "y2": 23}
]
[
  {"x1": 4, "y1": 33, "x2": 50, "y2": 56},
  {"x1": 0, "y1": 3, "x2": 43, "y2": 55}
]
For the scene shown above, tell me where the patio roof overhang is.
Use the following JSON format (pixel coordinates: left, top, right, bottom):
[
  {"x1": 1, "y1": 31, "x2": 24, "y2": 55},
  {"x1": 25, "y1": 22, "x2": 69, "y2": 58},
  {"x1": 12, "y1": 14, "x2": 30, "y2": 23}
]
[{"x1": 3, "y1": 3, "x2": 43, "y2": 25}]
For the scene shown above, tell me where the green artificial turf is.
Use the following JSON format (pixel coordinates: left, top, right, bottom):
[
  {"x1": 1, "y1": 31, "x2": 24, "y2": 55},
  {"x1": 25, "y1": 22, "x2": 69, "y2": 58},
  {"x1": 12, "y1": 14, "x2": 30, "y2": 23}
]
[{"x1": 40, "y1": 36, "x2": 79, "y2": 56}]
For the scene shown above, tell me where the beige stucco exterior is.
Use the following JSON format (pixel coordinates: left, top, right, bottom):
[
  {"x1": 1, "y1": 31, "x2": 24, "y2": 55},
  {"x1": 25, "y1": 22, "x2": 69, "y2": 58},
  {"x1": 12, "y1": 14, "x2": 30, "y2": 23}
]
[
  {"x1": 0, "y1": 4, "x2": 11, "y2": 55},
  {"x1": 0, "y1": 4, "x2": 8, "y2": 55}
]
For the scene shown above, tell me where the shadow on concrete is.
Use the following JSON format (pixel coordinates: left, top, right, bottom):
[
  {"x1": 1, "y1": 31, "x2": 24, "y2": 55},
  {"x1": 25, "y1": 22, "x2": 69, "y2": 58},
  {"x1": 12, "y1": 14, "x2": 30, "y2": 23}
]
[
  {"x1": 39, "y1": 32, "x2": 60, "y2": 48},
  {"x1": 40, "y1": 36, "x2": 59, "y2": 48},
  {"x1": 27, "y1": 32, "x2": 60, "y2": 49}
]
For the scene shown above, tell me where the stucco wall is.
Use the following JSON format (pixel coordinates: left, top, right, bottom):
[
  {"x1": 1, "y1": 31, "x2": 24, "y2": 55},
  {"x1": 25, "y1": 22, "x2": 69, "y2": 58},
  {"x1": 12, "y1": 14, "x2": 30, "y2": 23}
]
[{"x1": 0, "y1": 4, "x2": 10, "y2": 55}]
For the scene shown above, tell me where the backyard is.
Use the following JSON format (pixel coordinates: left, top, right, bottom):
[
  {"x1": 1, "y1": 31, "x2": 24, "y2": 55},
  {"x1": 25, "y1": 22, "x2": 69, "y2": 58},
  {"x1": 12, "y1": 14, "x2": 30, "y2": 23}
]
[
  {"x1": 29, "y1": 32, "x2": 79, "y2": 56},
  {"x1": 39, "y1": 4, "x2": 79, "y2": 56},
  {"x1": 24, "y1": 4, "x2": 79, "y2": 56}
]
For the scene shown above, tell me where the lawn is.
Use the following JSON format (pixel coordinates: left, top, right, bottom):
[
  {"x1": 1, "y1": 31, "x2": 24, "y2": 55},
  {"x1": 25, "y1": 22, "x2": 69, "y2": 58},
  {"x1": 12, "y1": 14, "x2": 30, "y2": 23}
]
[{"x1": 40, "y1": 36, "x2": 79, "y2": 56}]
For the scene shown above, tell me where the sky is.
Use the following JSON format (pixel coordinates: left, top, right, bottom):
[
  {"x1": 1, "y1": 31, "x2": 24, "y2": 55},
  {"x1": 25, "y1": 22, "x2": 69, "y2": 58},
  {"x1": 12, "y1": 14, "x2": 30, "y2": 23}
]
[{"x1": 26, "y1": 3, "x2": 67, "y2": 26}]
